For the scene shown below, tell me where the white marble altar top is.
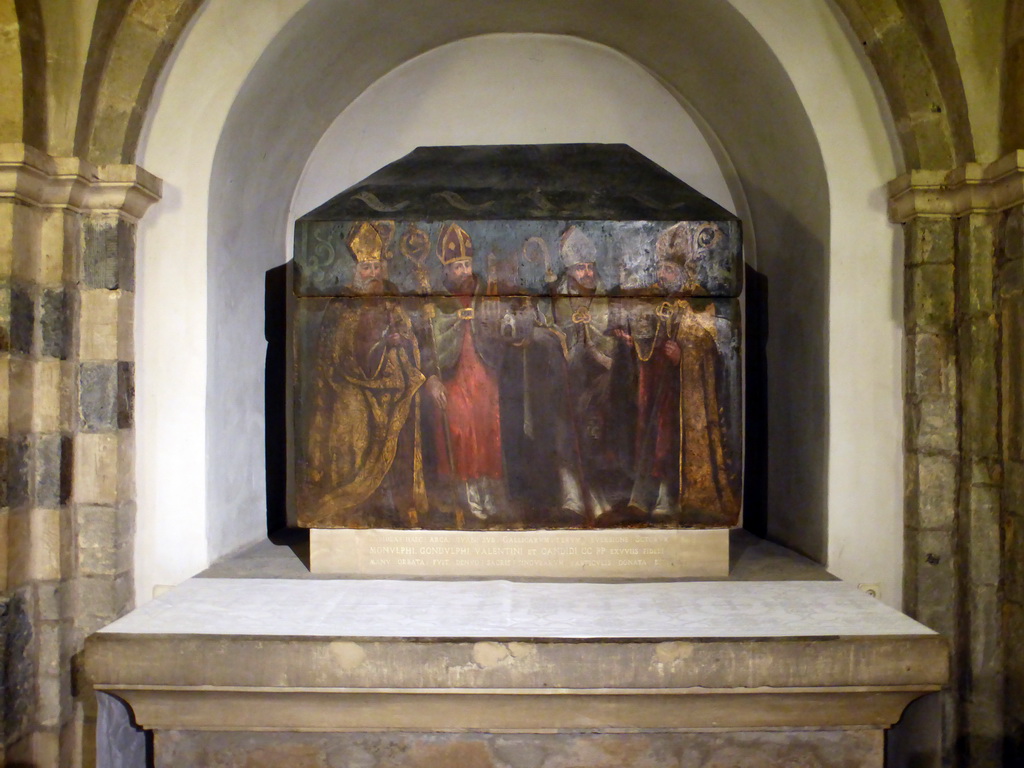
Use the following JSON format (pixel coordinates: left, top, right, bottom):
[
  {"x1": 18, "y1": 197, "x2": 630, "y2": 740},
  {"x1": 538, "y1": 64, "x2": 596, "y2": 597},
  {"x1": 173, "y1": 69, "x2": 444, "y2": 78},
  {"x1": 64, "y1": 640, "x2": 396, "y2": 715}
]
[{"x1": 100, "y1": 579, "x2": 934, "y2": 639}]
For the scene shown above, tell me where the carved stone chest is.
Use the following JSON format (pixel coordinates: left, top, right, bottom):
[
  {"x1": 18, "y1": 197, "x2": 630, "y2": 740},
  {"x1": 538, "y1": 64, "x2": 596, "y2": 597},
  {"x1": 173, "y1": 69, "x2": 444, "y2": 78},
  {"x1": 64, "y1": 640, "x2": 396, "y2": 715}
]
[{"x1": 291, "y1": 144, "x2": 742, "y2": 557}]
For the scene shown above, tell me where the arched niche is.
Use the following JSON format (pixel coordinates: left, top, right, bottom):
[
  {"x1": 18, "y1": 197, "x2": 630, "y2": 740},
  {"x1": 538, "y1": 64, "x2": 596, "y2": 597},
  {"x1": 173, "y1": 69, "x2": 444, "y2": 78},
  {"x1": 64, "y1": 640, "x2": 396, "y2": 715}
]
[{"x1": 136, "y1": 0, "x2": 901, "y2": 606}]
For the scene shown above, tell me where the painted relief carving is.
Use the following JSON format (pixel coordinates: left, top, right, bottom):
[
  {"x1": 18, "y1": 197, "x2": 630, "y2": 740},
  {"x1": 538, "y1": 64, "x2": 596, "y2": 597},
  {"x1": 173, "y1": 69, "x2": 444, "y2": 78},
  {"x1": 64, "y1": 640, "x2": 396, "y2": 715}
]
[
  {"x1": 302, "y1": 222, "x2": 427, "y2": 528},
  {"x1": 291, "y1": 144, "x2": 743, "y2": 533},
  {"x1": 294, "y1": 218, "x2": 741, "y2": 531}
]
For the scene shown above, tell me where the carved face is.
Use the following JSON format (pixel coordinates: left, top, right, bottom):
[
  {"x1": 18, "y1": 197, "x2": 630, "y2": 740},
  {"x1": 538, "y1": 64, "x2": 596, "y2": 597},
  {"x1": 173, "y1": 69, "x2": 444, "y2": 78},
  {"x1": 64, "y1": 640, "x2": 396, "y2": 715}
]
[
  {"x1": 444, "y1": 258, "x2": 475, "y2": 293},
  {"x1": 353, "y1": 260, "x2": 383, "y2": 293},
  {"x1": 656, "y1": 260, "x2": 684, "y2": 293},
  {"x1": 567, "y1": 262, "x2": 597, "y2": 292}
]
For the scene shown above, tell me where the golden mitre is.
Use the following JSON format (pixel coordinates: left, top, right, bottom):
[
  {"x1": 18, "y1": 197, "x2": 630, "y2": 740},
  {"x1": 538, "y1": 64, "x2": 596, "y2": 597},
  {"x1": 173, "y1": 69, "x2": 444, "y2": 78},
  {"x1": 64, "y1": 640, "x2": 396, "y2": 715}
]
[
  {"x1": 346, "y1": 221, "x2": 385, "y2": 263},
  {"x1": 436, "y1": 222, "x2": 473, "y2": 266},
  {"x1": 560, "y1": 224, "x2": 597, "y2": 267},
  {"x1": 655, "y1": 222, "x2": 694, "y2": 268}
]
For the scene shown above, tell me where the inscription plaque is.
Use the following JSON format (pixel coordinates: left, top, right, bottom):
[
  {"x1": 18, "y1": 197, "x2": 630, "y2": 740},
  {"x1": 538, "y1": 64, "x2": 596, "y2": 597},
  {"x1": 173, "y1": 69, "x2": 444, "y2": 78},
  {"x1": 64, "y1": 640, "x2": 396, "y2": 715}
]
[{"x1": 311, "y1": 528, "x2": 729, "y2": 578}]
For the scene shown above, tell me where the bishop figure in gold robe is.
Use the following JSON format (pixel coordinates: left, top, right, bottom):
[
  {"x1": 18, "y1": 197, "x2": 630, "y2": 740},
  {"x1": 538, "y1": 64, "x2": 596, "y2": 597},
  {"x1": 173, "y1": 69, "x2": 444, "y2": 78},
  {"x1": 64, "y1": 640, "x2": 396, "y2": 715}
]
[{"x1": 300, "y1": 221, "x2": 427, "y2": 528}]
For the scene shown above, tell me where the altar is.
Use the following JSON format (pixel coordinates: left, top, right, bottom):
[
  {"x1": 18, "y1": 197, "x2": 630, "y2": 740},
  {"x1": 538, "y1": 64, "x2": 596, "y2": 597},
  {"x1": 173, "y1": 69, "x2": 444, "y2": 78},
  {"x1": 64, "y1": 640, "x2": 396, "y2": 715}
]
[
  {"x1": 82, "y1": 145, "x2": 947, "y2": 767},
  {"x1": 84, "y1": 539, "x2": 946, "y2": 768}
]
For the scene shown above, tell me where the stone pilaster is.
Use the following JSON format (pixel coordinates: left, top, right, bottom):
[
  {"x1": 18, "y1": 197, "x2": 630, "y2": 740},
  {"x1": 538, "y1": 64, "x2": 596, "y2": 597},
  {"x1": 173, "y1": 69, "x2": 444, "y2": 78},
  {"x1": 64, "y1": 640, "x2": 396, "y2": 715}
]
[
  {"x1": 955, "y1": 212, "x2": 1002, "y2": 767},
  {"x1": 0, "y1": 188, "x2": 68, "y2": 768},
  {"x1": 1001, "y1": 205, "x2": 1024, "y2": 756},
  {"x1": 900, "y1": 215, "x2": 962, "y2": 761},
  {"x1": 890, "y1": 150, "x2": 1024, "y2": 767},
  {"x1": 72, "y1": 214, "x2": 135, "y2": 645},
  {"x1": 0, "y1": 144, "x2": 159, "y2": 767}
]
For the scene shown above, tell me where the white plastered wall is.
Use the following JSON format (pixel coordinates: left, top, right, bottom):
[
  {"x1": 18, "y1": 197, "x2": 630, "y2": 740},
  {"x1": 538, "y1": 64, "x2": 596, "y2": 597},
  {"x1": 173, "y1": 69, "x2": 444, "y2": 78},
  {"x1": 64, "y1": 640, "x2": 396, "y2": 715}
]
[
  {"x1": 136, "y1": 0, "x2": 902, "y2": 607},
  {"x1": 135, "y1": 1, "x2": 311, "y2": 598},
  {"x1": 291, "y1": 38, "x2": 735, "y2": 217},
  {"x1": 733, "y1": 0, "x2": 904, "y2": 600}
]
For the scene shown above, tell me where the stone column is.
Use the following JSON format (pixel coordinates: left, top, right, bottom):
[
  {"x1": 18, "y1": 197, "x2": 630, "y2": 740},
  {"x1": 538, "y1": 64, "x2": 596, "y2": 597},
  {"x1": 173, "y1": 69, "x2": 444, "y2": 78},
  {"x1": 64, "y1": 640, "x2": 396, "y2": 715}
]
[
  {"x1": 890, "y1": 151, "x2": 1024, "y2": 767},
  {"x1": 0, "y1": 144, "x2": 159, "y2": 767}
]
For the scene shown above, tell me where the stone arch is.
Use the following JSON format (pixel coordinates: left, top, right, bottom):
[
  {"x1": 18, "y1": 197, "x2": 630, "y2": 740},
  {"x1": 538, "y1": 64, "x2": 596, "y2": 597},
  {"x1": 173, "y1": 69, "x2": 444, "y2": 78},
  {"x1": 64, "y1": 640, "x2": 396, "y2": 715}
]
[
  {"x1": 80, "y1": 0, "x2": 203, "y2": 163},
  {"x1": 1, "y1": 0, "x2": 46, "y2": 147},
  {"x1": 833, "y1": 0, "x2": 969, "y2": 168},
  {"x1": 130, "y1": 0, "x2": 910, "y2": 603},
  {"x1": 84, "y1": 0, "x2": 975, "y2": 604},
  {"x1": 76, "y1": 0, "x2": 969, "y2": 599},
  {"x1": 83, "y1": 1, "x2": 965, "y2": 174},
  {"x1": 1004, "y1": 0, "x2": 1024, "y2": 152},
  {"x1": 0, "y1": 1, "x2": 24, "y2": 143},
  {"x1": 73, "y1": 0, "x2": 132, "y2": 158}
]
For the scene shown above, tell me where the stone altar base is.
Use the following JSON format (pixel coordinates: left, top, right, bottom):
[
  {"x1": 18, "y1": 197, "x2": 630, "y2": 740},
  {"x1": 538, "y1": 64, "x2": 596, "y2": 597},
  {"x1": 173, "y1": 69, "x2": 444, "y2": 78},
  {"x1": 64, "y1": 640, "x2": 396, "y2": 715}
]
[
  {"x1": 309, "y1": 527, "x2": 730, "y2": 577},
  {"x1": 85, "y1": 579, "x2": 946, "y2": 768},
  {"x1": 155, "y1": 730, "x2": 883, "y2": 768}
]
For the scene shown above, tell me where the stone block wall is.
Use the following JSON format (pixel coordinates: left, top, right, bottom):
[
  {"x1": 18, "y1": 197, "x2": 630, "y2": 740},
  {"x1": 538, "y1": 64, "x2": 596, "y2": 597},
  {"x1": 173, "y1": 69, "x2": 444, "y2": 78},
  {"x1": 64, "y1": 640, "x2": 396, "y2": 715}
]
[
  {"x1": 1001, "y1": 205, "x2": 1024, "y2": 757},
  {"x1": 0, "y1": 146, "x2": 158, "y2": 767},
  {"x1": 890, "y1": 155, "x2": 1024, "y2": 767},
  {"x1": 901, "y1": 216, "x2": 963, "y2": 762},
  {"x1": 956, "y1": 212, "x2": 1002, "y2": 767},
  {"x1": 1, "y1": 189, "x2": 72, "y2": 767}
]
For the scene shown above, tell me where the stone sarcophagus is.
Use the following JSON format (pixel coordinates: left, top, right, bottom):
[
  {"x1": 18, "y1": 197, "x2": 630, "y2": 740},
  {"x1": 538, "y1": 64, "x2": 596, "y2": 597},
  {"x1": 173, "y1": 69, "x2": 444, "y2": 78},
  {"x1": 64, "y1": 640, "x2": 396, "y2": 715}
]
[{"x1": 291, "y1": 144, "x2": 742, "y2": 575}]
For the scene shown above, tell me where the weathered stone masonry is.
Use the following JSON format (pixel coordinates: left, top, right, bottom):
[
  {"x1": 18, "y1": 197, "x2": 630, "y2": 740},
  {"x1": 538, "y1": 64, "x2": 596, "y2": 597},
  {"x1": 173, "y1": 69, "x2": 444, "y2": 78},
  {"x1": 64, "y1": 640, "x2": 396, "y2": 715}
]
[
  {"x1": 1001, "y1": 205, "x2": 1024, "y2": 757},
  {"x1": 891, "y1": 152, "x2": 1024, "y2": 767},
  {"x1": 0, "y1": 145, "x2": 158, "y2": 766},
  {"x1": 1, "y1": 0, "x2": 1018, "y2": 764}
]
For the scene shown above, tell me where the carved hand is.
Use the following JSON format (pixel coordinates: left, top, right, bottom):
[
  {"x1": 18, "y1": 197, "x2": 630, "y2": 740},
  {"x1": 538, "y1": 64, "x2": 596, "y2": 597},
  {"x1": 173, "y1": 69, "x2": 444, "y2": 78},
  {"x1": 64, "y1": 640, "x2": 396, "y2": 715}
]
[
  {"x1": 426, "y1": 375, "x2": 447, "y2": 410},
  {"x1": 664, "y1": 340, "x2": 681, "y2": 364}
]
